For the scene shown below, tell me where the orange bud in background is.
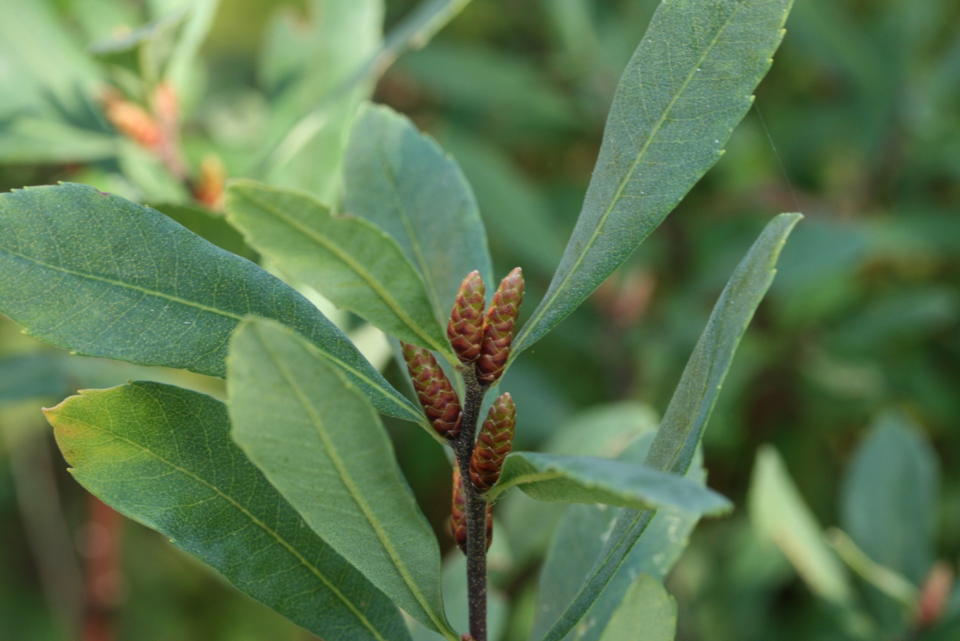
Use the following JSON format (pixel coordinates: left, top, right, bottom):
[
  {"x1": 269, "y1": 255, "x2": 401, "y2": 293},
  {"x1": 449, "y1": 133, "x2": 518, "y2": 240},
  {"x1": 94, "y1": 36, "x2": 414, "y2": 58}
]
[
  {"x1": 194, "y1": 154, "x2": 227, "y2": 210},
  {"x1": 469, "y1": 393, "x2": 516, "y2": 493},
  {"x1": 401, "y1": 342, "x2": 462, "y2": 439},
  {"x1": 101, "y1": 89, "x2": 161, "y2": 148},
  {"x1": 152, "y1": 82, "x2": 179, "y2": 130},
  {"x1": 447, "y1": 271, "x2": 486, "y2": 363},
  {"x1": 476, "y1": 268, "x2": 523, "y2": 383},
  {"x1": 916, "y1": 561, "x2": 953, "y2": 629}
]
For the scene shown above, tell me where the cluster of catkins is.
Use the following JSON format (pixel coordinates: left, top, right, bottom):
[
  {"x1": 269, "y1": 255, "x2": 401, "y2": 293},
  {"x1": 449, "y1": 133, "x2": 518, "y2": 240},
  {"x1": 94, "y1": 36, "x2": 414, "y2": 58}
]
[{"x1": 401, "y1": 268, "x2": 523, "y2": 555}]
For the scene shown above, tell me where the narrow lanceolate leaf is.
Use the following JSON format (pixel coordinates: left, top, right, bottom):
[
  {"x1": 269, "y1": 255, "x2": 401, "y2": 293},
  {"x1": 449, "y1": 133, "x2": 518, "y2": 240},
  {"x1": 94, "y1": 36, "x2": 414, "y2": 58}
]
[
  {"x1": 750, "y1": 445, "x2": 854, "y2": 606},
  {"x1": 47, "y1": 382, "x2": 410, "y2": 641},
  {"x1": 0, "y1": 183, "x2": 422, "y2": 425},
  {"x1": 598, "y1": 574, "x2": 677, "y2": 641},
  {"x1": 532, "y1": 435, "x2": 703, "y2": 641},
  {"x1": 511, "y1": 0, "x2": 795, "y2": 362},
  {"x1": 226, "y1": 180, "x2": 455, "y2": 359},
  {"x1": 840, "y1": 412, "x2": 939, "y2": 585},
  {"x1": 484, "y1": 452, "x2": 730, "y2": 516},
  {"x1": 344, "y1": 103, "x2": 494, "y2": 316},
  {"x1": 228, "y1": 318, "x2": 455, "y2": 639},
  {"x1": 538, "y1": 213, "x2": 801, "y2": 641}
]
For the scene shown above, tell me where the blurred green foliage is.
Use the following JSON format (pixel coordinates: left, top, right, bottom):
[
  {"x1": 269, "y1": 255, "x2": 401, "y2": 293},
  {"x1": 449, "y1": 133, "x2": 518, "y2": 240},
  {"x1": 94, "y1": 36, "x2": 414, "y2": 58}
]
[{"x1": 1, "y1": 0, "x2": 959, "y2": 639}]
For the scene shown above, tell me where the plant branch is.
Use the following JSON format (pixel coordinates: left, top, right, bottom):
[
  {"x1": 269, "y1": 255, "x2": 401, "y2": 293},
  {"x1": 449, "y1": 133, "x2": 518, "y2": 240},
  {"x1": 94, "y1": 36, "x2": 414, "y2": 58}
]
[{"x1": 452, "y1": 366, "x2": 489, "y2": 641}]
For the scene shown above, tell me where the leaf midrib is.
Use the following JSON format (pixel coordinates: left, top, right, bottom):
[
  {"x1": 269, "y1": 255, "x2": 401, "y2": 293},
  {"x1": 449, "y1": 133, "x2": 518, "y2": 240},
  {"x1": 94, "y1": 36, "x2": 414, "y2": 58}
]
[
  {"x1": 255, "y1": 326, "x2": 454, "y2": 640},
  {"x1": 235, "y1": 188, "x2": 450, "y2": 356},
  {"x1": 1, "y1": 243, "x2": 424, "y2": 425},
  {"x1": 0, "y1": 245, "x2": 245, "y2": 321},
  {"x1": 373, "y1": 135, "x2": 445, "y2": 319},
  {"x1": 58, "y1": 410, "x2": 388, "y2": 641},
  {"x1": 513, "y1": 1, "x2": 746, "y2": 357},
  {"x1": 485, "y1": 469, "x2": 564, "y2": 501}
]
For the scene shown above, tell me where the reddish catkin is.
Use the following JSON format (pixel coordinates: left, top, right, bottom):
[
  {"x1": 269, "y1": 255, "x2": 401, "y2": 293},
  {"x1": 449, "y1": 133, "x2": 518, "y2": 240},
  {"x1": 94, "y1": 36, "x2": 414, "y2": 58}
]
[
  {"x1": 401, "y1": 342, "x2": 462, "y2": 439},
  {"x1": 469, "y1": 393, "x2": 516, "y2": 493},
  {"x1": 451, "y1": 465, "x2": 493, "y2": 555},
  {"x1": 476, "y1": 267, "x2": 524, "y2": 383},
  {"x1": 102, "y1": 92, "x2": 162, "y2": 148},
  {"x1": 447, "y1": 271, "x2": 486, "y2": 363}
]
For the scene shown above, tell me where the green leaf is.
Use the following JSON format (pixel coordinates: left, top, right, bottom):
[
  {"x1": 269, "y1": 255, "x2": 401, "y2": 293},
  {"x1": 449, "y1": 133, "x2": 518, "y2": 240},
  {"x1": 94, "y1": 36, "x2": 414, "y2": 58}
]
[
  {"x1": 485, "y1": 452, "x2": 731, "y2": 516},
  {"x1": 0, "y1": 183, "x2": 422, "y2": 425},
  {"x1": 442, "y1": 129, "x2": 566, "y2": 275},
  {"x1": 225, "y1": 180, "x2": 454, "y2": 358},
  {"x1": 89, "y1": 8, "x2": 187, "y2": 82},
  {"x1": 535, "y1": 213, "x2": 801, "y2": 641},
  {"x1": 597, "y1": 574, "x2": 677, "y2": 641},
  {"x1": 344, "y1": 103, "x2": 493, "y2": 316},
  {"x1": 511, "y1": 0, "x2": 795, "y2": 361},
  {"x1": 164, "y1": 0, "x2": 220, "y2": 101},
  {"x1": 497, "y1": 402, "x2": 656, "y2": 569},
  {"x1": 409, "y1": 554, "x2": 510, "y2": 641},
  {"x1": 227, "y1": 318, "x2": 455, "y2": 638},
  {"x1": 150, "y1": 202, "x2": 258, "y2": 261},
  {"x1": 0, "y1": 119, "x2": 118, "y2": 164},
  {"x1": 531, "y1": 433, "x2": 702, "y2": 641},
  {"x1": 46, "y1": 382, "x2": 411, "y2": 641},
  {"x1": 0, "y1": 0, "x2": 102, "y2": 122},
  {"x1": 259, "y1": 0, "x2": 382, "y2": 202},
  {"x1": 750, "y1": 445, "x2": 854, "y2": 606},
  {"x1": 840, "y1": 411, "x2": 939, "y2": 584}
]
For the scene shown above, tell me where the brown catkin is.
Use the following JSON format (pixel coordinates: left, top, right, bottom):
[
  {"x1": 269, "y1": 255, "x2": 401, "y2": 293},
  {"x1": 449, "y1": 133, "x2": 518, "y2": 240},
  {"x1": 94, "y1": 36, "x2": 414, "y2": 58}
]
[
  {"x1": 401, "y1": 342, "x2": 462, "y2": 439},
  {"x1": 476, "y1": 268, "x2": 524, "y2": 383},
  {"x1": 469, "y1": 393, "x2": 516, "y2": 493},
  {"x1": 447, "y1": 271, "x2": 486, "y2": 363}
]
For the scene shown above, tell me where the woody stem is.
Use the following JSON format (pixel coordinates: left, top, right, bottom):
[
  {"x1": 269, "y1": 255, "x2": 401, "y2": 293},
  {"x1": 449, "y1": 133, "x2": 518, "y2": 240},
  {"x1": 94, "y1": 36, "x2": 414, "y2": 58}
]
[{"x1": 452, "y1": 366, "x2": 489, "y2": 641}]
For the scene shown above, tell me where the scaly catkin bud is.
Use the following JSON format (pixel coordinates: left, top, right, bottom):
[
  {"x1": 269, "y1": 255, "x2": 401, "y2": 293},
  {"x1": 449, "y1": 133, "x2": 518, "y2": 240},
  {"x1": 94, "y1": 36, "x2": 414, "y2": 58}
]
[
  {"x1": 476, "y1": 268, "x2": 524, "y2": 383},
  {"x1": 401, "y1": 342, "x2": 462, "y2": 439},
  {"x1": 470, "y1": 393, "x2": 516, "y2": 493},
  {"x1": 451, "y1": 464, "x2": 493, "y2": 555},
  {"x1": 447, "y1": 271, "x2": 486, "y2": 363}
]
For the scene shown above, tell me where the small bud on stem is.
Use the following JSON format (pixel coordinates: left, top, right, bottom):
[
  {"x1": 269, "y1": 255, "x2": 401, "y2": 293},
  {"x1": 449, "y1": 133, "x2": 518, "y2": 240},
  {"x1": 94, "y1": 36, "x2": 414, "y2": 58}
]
[
  {"x1": 447, "y1": 271, "x2": 486, "y2": 363},
  {"x1": 476, "y1": 268, "x2": 524, "y2": 383},
  {"x1": 451, "y1": 464, "x2": 492, "y2": 555},
  {"x1": 469, "y1": 394, "x2": 516, "y2": 493},
  {"x1": 401, "y1": 342, "x2": 462, "y2": 439}
]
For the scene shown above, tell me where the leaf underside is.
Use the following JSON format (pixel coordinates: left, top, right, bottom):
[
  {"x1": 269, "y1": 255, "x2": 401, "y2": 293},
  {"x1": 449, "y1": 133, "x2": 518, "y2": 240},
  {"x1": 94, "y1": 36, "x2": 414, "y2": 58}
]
[
  {"x1": 226, "y1": 179, "x2": 453, "y2": 358},
  {"x1": 227, "y1": 318, "x2": 454, "y2": 638},
  {"x1": 537, "y1": 213, "x2": 801, "y2": 640},
  {"x1": 47, "y1": 382, "x2": 411, "y2": 641},
  {"x1": 0, "y1": 183, "x2": 422, "y2": 425},
  {"x1": 344, "y1": 102, "x2": 494, "y2": 317},
  {"x1": 487, "y1": 451, "x2": 731, "y2": 516}
]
